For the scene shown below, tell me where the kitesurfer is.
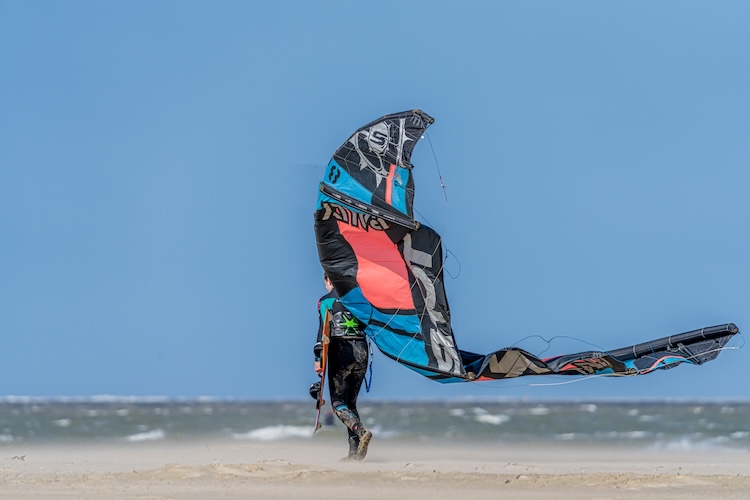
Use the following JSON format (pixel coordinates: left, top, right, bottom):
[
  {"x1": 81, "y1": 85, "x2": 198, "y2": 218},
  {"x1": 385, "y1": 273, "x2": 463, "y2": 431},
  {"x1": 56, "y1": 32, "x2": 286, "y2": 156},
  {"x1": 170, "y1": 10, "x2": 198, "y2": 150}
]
[{"x1": 314, "y1": 274, "x2": 372, "y2": 461}]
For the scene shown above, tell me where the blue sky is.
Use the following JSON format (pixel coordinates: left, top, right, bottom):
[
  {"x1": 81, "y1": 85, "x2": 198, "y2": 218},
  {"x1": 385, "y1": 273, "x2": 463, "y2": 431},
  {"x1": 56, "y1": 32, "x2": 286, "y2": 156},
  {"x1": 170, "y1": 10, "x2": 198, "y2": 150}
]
[{"x1": 1, "y1": 1, "x2": 748, "y2": 401}]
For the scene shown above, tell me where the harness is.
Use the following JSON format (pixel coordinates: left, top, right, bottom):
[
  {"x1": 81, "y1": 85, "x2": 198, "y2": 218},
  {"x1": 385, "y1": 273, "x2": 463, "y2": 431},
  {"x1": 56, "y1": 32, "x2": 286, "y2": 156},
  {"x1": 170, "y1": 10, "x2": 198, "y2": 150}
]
[{"x1": 329, "y1": 302, "x2": 366, "y2": 339}]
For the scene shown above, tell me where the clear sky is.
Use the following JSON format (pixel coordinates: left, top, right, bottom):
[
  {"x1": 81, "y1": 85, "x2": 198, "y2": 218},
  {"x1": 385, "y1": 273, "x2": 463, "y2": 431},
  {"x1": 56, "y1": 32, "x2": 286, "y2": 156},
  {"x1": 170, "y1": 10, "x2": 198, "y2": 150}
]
[{"x1": 1, "y1": 1, "x2": 748, "y2": 401}]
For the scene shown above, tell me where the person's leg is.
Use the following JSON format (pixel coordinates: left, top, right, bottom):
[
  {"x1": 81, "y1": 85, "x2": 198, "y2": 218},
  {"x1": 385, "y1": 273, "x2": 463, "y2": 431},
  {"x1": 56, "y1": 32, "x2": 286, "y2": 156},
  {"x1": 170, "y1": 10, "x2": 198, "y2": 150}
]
[
  {"x1": 328, "y1": 340, "x2": 368, "y2": 459},
  {"x1": 344, "y1": 339, "x2": 371, "y2": 460}
]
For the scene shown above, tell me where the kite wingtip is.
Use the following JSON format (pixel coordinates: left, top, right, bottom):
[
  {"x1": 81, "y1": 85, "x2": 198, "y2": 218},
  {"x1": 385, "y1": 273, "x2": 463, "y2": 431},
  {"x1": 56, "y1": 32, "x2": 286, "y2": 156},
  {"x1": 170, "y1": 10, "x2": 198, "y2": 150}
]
[{"x1": 412, "y1": 109, "x2": 435, "y2": 124}]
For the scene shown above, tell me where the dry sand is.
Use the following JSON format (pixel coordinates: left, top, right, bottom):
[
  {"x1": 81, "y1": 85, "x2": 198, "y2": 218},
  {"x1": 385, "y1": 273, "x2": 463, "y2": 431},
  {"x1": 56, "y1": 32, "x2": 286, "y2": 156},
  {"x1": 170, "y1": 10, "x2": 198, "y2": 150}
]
[{"x1": 1, "y1": 439, "x2": 749, "y2": 499}]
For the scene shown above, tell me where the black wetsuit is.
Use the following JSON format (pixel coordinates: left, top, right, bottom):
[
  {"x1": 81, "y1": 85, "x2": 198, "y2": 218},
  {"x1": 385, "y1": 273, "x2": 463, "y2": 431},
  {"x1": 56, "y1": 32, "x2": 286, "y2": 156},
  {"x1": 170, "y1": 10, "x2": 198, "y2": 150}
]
[{"x1": 315, "y1": 289, "x2": 370, "y2": 456}]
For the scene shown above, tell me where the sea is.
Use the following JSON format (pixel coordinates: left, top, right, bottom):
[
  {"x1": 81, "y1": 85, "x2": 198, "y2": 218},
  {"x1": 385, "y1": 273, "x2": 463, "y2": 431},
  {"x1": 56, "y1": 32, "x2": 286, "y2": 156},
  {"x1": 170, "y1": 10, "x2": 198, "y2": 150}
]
[{"x1": 1, "y1": 397, "x2": 749, "y2": 452}]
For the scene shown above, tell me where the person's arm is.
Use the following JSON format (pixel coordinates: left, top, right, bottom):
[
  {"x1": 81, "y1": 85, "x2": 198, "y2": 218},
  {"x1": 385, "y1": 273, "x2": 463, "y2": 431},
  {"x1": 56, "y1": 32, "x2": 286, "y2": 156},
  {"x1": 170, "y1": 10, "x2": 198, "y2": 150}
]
[{"x1": 313, "y1": 300, "x2": 324, "y2": 373}]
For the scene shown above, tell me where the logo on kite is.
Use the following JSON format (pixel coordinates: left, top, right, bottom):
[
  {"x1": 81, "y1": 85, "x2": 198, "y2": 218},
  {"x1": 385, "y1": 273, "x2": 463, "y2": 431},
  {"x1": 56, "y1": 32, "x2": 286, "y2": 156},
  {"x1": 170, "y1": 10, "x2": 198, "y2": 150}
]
[
  {"x1": 320, "y1": 201, "x2": 391, "y2": 231},
  {"x1": 348, "y1": 119, "x2": 414, "y2": 187},
  {"x1": 328, "y1": 165, "x2": 341, "y2": 184},
  {"x1": 366, "y1": 123, "x2": 389, "y2": 154}
]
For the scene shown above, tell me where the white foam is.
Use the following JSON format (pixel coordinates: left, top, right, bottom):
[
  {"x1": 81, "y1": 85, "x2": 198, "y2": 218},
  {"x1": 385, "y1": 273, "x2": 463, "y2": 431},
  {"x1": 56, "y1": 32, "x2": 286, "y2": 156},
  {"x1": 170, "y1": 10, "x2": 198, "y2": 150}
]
[
  {"x1": 233, "y1": 425, "x2": 314, "y2": 441},
  {"x1": 593, "y1": 430, "x2": 653, "y2": 440},
  {"x1": 555, "y1": 433, "x2": 577, "y2": 441},
  {"x1": 124, "y1": 429, "x2": 166, "y2": 442},
  {"x1": 624, "y1": 431, "x2": 650, "y2": 439},
  {"x1": 52, "y1": 418, "x2": 72, "y2": 427},
  {"x1": 475, "y1": 414, "x2": 510, "y2": 425},
  {"x1": 0, "y1": 434, "x2": 14, "y2": 443}
]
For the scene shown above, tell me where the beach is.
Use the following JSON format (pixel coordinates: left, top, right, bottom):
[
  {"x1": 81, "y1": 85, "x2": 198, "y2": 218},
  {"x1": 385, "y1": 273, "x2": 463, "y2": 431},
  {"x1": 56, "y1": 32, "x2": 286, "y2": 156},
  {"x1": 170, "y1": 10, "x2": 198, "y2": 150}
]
[{"x1": 2, "y1": 439, "x2": 749, "y2": 499}]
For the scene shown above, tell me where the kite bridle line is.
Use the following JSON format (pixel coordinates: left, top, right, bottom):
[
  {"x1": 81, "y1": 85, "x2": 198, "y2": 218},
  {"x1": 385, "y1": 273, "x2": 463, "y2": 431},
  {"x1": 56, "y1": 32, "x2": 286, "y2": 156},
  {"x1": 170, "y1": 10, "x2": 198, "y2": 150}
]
[
  {"x1": 506, "y1": 331, "x2": 744, "y2": 372},
  {"x1": 527, "y1": 340, "x2": 745, "y2": 386},
  {"x1": 459, "y1": 332, "x2": 745, "y2": 391},
  {"x1": 454, "y1": 344, "x2": 745, "y2": 392},
  {"x1": 425, "y1": 132, "x2": 448, "y2": 203}
]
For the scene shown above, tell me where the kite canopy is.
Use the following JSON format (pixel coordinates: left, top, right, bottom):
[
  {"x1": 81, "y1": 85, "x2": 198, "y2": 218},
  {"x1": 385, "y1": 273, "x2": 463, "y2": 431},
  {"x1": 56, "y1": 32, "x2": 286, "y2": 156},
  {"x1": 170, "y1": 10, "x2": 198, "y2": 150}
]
[{"x1": 314, "y1": 110, "x2": 739, "y2": 383}]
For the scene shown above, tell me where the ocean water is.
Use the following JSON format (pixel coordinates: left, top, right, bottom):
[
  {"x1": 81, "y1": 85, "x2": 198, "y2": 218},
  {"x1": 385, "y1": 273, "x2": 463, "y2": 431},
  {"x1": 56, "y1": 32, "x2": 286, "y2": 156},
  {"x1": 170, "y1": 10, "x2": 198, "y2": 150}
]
[{"x1": 1, "y1": 397, "x2": 749, "y2": 452}]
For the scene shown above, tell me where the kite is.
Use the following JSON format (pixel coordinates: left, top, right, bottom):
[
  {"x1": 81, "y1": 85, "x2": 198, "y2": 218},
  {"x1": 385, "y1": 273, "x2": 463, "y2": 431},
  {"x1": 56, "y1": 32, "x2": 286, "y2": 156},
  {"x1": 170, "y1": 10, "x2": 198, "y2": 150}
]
[{"x1": 313, "y1": 109, "x2": 739, "y2": 383}]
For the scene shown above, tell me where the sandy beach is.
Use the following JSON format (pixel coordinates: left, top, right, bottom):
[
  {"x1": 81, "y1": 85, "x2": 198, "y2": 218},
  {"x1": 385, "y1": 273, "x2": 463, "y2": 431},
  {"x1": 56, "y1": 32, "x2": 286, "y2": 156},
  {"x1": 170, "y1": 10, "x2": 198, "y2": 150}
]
[{"x1": 1, "y1": 438, "x2": 748, "y2": 499}]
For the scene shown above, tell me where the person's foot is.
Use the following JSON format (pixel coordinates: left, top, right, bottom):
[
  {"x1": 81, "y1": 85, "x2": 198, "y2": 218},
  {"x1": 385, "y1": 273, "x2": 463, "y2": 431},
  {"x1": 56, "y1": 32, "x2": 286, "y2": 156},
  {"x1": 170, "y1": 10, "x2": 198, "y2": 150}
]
[
  {"x1": 354, "y1": 428, "x2": 372, "y2": 461},
  {"x1": 340, "y1": 436, "x2": 359, "y2": 461}
]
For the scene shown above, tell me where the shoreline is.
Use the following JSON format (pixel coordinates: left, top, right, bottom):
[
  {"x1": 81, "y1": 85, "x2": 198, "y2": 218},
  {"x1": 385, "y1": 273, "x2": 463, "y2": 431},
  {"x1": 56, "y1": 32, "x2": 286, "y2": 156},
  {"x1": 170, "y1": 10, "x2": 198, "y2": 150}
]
[{"x1": 2, "y1": 439, "x2": 748, "y2": 499}]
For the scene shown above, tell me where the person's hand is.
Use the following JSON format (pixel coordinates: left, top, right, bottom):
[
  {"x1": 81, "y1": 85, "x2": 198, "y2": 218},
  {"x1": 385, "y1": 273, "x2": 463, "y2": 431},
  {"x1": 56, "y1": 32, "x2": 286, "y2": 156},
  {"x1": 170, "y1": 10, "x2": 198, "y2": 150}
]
[{"x1": 314, "y1": 360, "x2": 322, "y2": 374}]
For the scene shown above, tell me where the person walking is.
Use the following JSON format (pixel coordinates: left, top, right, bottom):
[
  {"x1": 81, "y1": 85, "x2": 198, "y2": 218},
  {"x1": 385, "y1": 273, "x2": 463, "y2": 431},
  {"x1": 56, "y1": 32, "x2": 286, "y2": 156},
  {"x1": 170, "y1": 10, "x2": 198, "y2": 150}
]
[{"x1": 314, "y1": 274, "x2": 372, "y2": 460}]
